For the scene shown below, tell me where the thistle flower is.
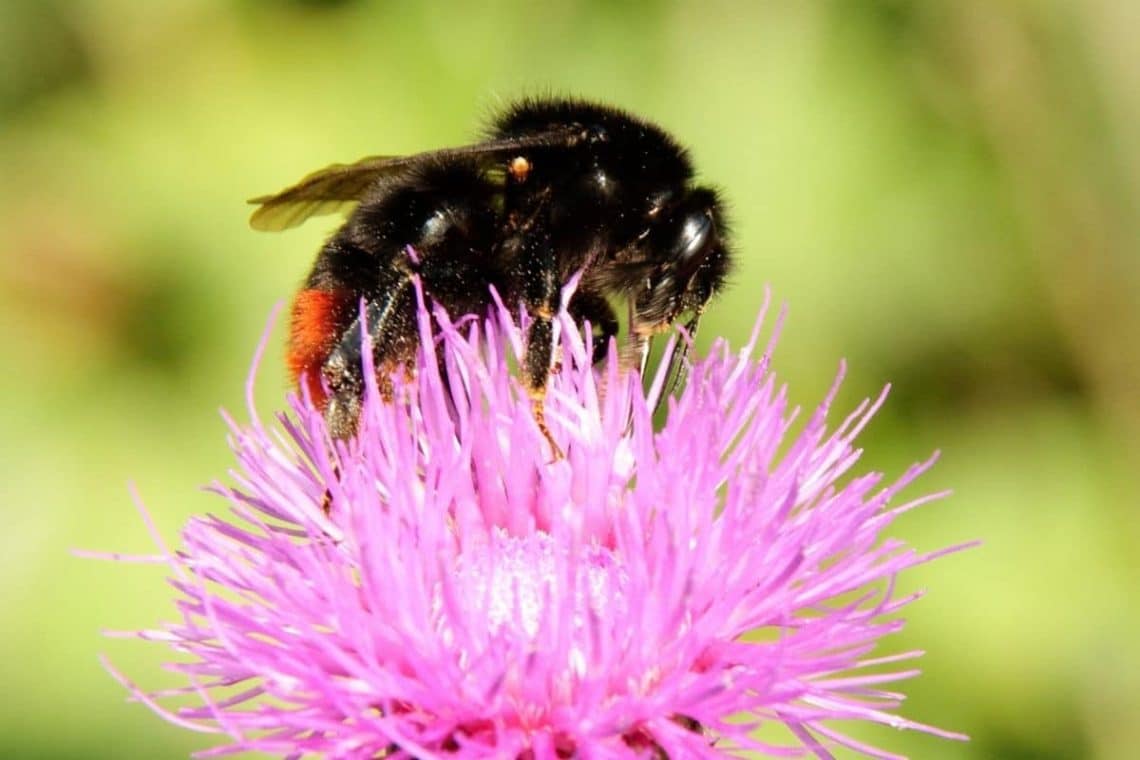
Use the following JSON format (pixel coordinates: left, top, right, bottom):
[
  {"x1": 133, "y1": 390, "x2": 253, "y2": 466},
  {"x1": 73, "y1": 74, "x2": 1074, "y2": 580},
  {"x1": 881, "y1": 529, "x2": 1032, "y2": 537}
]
[{"x1": 100, "y1": 285, "x2": 969, "y2": 758}]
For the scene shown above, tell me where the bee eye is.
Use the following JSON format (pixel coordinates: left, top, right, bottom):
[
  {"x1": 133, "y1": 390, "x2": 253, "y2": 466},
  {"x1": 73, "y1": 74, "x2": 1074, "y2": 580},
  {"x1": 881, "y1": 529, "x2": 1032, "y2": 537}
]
[{"x1": 674, "y1": 211, "x2": 712, "y2": 263}]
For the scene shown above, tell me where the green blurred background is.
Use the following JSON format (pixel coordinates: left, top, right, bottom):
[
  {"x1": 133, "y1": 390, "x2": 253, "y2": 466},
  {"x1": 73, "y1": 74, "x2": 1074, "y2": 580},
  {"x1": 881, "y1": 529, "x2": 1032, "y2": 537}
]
[{"x1": 3, "y1": 1, "x2": 1138, "y2": 757}]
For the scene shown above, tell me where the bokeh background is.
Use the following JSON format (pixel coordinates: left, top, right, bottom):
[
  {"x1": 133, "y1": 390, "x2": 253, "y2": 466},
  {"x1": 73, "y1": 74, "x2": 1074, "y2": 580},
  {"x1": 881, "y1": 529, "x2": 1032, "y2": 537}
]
[{"x1": 3, "y1": 1, "x2": 1138, "y2": 757}]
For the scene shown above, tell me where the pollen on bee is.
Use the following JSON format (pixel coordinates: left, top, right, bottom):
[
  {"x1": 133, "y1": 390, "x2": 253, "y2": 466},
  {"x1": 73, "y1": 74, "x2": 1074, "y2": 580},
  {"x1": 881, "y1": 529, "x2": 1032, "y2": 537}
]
[{"x1": 508, "y1": 156, "x2": 531, "y2": 183}]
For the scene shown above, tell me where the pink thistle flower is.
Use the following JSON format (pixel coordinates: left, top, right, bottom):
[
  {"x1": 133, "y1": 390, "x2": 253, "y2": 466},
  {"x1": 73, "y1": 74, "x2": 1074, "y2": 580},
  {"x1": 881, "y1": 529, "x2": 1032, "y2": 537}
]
[{"x1": 99, "y1": 285, "x2": 971, "y2": 758}]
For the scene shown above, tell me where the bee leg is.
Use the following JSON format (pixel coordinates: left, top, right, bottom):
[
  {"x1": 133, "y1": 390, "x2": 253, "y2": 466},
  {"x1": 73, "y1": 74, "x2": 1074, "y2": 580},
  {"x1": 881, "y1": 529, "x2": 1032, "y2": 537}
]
[
  {"x1": 567, "y1": 289, "x2": 619, "y2": 365},
  {"x1": 611, "y1": 293, "x2": 655, "y2": 377},
  {"x1": 663, "y1": 311, "x2": 702, "y2": 401},
  {"x1": 620, "y1": 315, "x2": 655, "y2": 377},
  {"x1": 626, "y1": 309, "x2": 702, "y2": 414},
  {"x1": 321, "y1": 275, "x2": 417, "y2": 440},
  {"x1": 522, "y1": 313, "x2": 564, "y2": 461},
  {"x1": 313, "y1": 277, "x2": 417, "y2": 516},
  {"x1": 513, "y1": 204, "x2": 565, "y2": 460}
]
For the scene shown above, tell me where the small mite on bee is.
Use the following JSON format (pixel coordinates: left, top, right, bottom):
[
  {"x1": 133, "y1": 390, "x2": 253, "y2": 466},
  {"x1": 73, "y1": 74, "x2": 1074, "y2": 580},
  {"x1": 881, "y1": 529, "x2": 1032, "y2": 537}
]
[{"x1": 508, "y1": 155, "x2": 531, "y2": 183}]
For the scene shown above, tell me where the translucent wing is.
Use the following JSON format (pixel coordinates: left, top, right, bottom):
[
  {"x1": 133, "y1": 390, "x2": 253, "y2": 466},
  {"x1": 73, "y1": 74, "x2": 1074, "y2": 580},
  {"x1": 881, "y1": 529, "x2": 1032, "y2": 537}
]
[
  {"x1": 248, "y1": 127, "x2": 584, "y2": 232},
  {"x1": 248, "y1": 154, "x2": 418, "y2": 232}
]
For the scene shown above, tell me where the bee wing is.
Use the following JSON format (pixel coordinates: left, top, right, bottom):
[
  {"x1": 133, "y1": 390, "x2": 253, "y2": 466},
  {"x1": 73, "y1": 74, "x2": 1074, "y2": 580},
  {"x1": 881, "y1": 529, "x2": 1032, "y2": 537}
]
[
  {"x1": 247, "y1": 154, "x2": 407, "y2": 232},
  {"x1": 248, "y1": 127, "x2": 583, "y2": 232}
]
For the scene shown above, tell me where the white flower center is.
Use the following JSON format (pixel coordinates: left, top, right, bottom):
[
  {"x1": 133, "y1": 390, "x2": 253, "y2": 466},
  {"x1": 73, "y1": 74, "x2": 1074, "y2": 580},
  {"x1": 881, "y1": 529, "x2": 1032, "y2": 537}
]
[{"x1": 440, "y1": 529, "x2": 627, "y2": 672}]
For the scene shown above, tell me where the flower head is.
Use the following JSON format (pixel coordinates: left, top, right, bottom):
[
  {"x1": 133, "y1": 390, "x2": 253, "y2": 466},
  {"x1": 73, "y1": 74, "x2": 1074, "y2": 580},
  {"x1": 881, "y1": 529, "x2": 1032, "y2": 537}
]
[{"x1": 103, "y1": 286, "x2": 968, "y2": 758}]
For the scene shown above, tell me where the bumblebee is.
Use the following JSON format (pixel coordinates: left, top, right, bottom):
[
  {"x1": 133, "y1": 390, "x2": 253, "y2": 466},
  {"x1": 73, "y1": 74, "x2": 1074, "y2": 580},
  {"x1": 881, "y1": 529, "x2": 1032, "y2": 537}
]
[{"x1": 250, "y1": 98, "x2": 732, "y2": 441}]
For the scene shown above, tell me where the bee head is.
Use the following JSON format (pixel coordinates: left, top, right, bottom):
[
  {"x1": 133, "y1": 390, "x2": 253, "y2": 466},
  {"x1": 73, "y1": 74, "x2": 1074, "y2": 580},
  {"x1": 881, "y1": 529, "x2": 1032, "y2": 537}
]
[{"x1": 636, "y1": 186, "x2": 731, "y2": 330}]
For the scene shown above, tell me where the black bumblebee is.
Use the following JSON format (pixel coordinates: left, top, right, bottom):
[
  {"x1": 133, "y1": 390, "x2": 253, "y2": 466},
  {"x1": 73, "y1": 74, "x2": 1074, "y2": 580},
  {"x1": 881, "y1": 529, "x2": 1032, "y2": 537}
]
[{"x1": 250, "y1": 98, "x2": 732, "y2": 442}]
